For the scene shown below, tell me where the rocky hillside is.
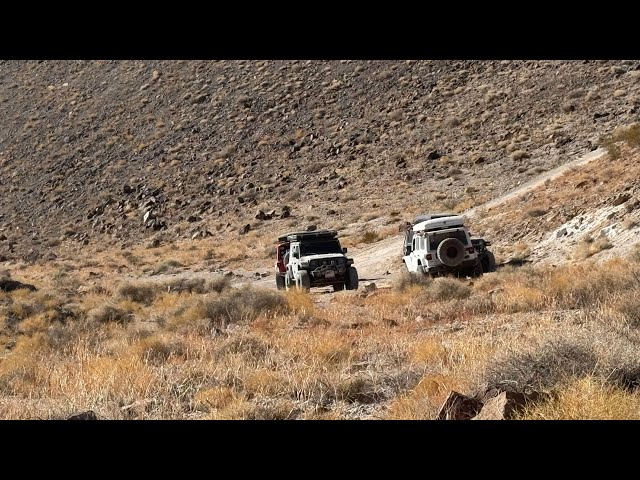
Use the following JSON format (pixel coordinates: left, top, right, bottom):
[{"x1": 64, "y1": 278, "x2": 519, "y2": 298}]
[{"x1": 1, "y1": 60, "x2": 639, "y2": 262}]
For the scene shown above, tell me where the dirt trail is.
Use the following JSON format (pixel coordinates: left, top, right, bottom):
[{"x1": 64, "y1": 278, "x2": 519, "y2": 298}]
[
  {"x1": 464, "y1": 148, "x2": 606, "y2": 220},
  {"x1": 350, "y1": 148, "x2": 607, "y2": 286},
  {"x1": 138, "y1": 148, "x2": 607, "y2": 291}
]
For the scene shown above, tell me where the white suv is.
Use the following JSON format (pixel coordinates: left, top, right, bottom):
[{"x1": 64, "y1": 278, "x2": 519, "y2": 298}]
[{"x1": 402, "y1": 214, "x2": 483, "y2": 277}]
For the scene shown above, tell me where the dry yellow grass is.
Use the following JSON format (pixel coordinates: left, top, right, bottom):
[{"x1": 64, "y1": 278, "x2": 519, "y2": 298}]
[
  {"x1": 194, "y1": 387, "x2": 240, "y2": 412},
  {"x1": 2, "y1": 236, "x2": 640, "y2": 419},
  {"x1": 285, "y1": 289, "x2": 315, "y2": 314},
  {"x1": 411, "y1": 338, "x2": 448, "y2": 364},
  {"x1": 574, "y1": 236, "x2": 613, "y2": 260},
  {"x1": 521, "y1": 376, "x2": 640, "y2": 420},
  {"x1": 385, "y1": 374, "x2": 465, "y2": 420}
]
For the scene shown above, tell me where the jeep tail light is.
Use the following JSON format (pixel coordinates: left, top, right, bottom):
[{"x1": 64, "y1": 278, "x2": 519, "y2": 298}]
[
  {"x1": 426, "y1": 254, "x2": 433, "y2": 260},
  {"x1": 467, "y1": 247, "x2": 475, "y2": 254}
]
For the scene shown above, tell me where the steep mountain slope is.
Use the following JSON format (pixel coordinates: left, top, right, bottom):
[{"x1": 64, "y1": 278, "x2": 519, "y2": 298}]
[{"x1": 1, "y1": 60, "x2": 639, "y2": 262}]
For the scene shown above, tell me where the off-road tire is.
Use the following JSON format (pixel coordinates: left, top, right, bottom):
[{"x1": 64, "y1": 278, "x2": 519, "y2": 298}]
[
  {"x1": 436, "y1": 238, "x2": 466, "y2": 267},
  {"x1": 298, "y1": 270, "x2": 311, "y2": 290},
  {"x1": 472, "y1": 261, "x2": 484, "y2": 278},
  {"x1": 486, "y1": 251, "x2": 497, "y2": 272},
  {"x1": 346, "y1": 266, "x2": 359, "y2": 290},
  {"x1": 276, "y1": 274, "x2": 285, "y2": 290},
  {"x1": 333, "y1": 282, "x2": 346, "y2": 292}
]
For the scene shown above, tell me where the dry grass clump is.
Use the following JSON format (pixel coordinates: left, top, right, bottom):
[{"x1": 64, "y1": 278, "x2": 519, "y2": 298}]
[
  {"x1": 118, "y1": 283, "x2": 156, "y2": 305},
  {"x1": 360, "y1": 230, "x2": 380, "y2": 244},
  {"x1": 159, "y1": 276, "x2": 231, "y2": 294},
  {"x1": 88, "y1": 303, "x2": 135, "y2": 325},
  {"x1": 151, "y1": 259, "x2": 184, "y2": 275},
  {"x1": 118, "y1": 276, "x2": 232, "y2": 306},
  {"x1": 574, "y1": 236, "x2": 613, "y2": 260},
  {"x1": 394, "y1": 271, "x2": 433, "y2": 291},
  {"x1": 602, "y1": 123, "x2": 640, "y2": 159},
  {"x1": 422, "y1": 277, "x2": 472, "y2": 302},
  {"x1": 385, "y1": 373, "x2": 466, "y2": 420},
  {"x1": 521, "y1": 376, "x2": 640, "y2": 420},
  {"x1": 469, "y1": 257, "x2": 640, "y2": 314},
  {"x1": 613, "y1": 293, "x2": 640, "y2": 327},
  {"x1": 193, "y1": 386, "x2": 240, "y2": 412},
  {"x1": 481, "y1": 324, "x2": 640, "y2": 396},
  {"x1": 131, "y1": 334, "x2": 189, "y2": 365},
  {"x1": 171, "y1": 287, "x2": 289, "y2": 330}
]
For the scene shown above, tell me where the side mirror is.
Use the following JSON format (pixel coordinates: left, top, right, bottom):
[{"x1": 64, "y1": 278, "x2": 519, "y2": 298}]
[
  {"x1": 342, "y1": 247, "x2": 347, "y2": 254},
  {"x1": 485, "y1": 241, "x2": 491, "y2": 246}
]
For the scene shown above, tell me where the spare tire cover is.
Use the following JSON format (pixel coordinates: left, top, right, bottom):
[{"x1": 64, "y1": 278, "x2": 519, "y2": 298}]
[{"x1": 436, "y1": 237, "x2": 466, "y2": 267}]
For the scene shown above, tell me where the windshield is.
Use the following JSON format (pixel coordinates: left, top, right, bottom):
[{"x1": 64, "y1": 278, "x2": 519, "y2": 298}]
[{"x1": 300, "y1": 240, "x2": 343, "y2": 256}]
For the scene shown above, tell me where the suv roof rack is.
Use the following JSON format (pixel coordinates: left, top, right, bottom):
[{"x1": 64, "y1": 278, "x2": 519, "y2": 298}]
[
  {"x1": 413, "y1": 213, "x2": 456, "y2": 224},
  {"x1": 413, "y1": 215, "x2": 465, "y2": 232},
  {"x1": 277, "y1": 230, "x2": 338, "y2": 242}
]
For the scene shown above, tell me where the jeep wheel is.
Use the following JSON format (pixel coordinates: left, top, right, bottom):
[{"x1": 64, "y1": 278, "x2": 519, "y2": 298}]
[
  {"x1": 346, "y1": 266, "x2": 359, "y2": 290},
  {"x1": 276, "y1": 274, "x2": 285, "y2": 290},
  {"x1": 298, "y1": 271, "x2": 311, "y2": 290},
  {"x1": 333, "y1": 282, "x2": 346, "y2": 292},
  {"x1": 486, "y1": 251, "x2": 497, "y2": 272},
  {"x1": 472, "y1": 261, "x2": 484, "y2": 278}
]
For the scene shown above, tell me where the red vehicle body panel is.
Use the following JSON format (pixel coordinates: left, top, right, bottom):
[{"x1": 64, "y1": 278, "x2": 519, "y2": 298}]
[{"x1": 276, "y1": 241, "x2": 290, "y2": 273}]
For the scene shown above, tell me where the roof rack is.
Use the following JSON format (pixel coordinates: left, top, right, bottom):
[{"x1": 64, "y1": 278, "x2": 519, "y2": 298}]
[
  {"x1": 412, "y1": 213, "x2": 457, "y2": 224},
  {"x1": 277, "y1": 230, "x2": 338, "y2": 242}
]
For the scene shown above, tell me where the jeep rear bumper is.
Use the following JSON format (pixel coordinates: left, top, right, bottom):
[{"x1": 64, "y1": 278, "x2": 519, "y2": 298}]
[{"x1": 424, "y1": 259, "x2": 479, "y2": 275}]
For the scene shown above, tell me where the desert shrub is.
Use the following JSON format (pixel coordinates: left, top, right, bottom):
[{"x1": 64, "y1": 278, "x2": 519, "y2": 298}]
[
  {"x1": 152, "y1": 260, "x2": 184, "y2": 275},
  {"x1": 483, "y1": 326, "x2": 640, "y2": 395},
  {"x1": 574, "y1": 236, "x2": 613, "y2": 260},
  {"x1": 614, "y1": 293, "x2": 640, "y2": 327},
  {"x1": 89, "y1": 304, "x2": 134, "y2": 325},
  {"x1": 360, "y1": 230, "x2": 379, "y2": 244},
  {"x1": 521, "y1": 376, "x2": 640, "y2": 420},
  {"x1": 118, "y1": 283, "x2": 156, "y2": 305},
  {"x1": 423, "y1": 277, "x2": 472, "y2": 302},
  {"x1": 190, "y1": 288, "x2": 288, "y2": 328},
  {"x1": 217, "y1": 334, "x2": 270, "y2": 359},
  {"x1": 134, "y1": 334, "x2": 187, "y2": 365},
  {"x1": 206, "y1": 277, "x2": 232, "y2": 293},
  {"x1": 484, "y1": 341, "x2": 598, "y2": 394},
  {"x1": 394, "y1": 271, "x2": 432, "y2": 291}
]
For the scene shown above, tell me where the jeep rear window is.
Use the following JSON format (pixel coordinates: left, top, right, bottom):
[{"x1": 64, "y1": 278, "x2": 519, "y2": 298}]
[
  {"x1": 428, "y1": 230, "x2": 469, "y2": 250},
  {"x1": 300, "y1": 240, "x2": 343, "y2": 256}
]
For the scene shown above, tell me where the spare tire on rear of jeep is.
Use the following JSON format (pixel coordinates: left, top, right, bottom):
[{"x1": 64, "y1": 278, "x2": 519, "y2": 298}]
[{"x1": 437, "y1": 238, "x2": 466, "y2": 267}]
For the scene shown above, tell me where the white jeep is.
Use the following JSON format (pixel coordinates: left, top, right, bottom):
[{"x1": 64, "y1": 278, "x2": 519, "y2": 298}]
[
  {"x1": 402, "y1": 214, "x2": 484, "y2": 277},
  {"x1": 276, "y1": 230, "x2": 359, "y2": 292}
]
